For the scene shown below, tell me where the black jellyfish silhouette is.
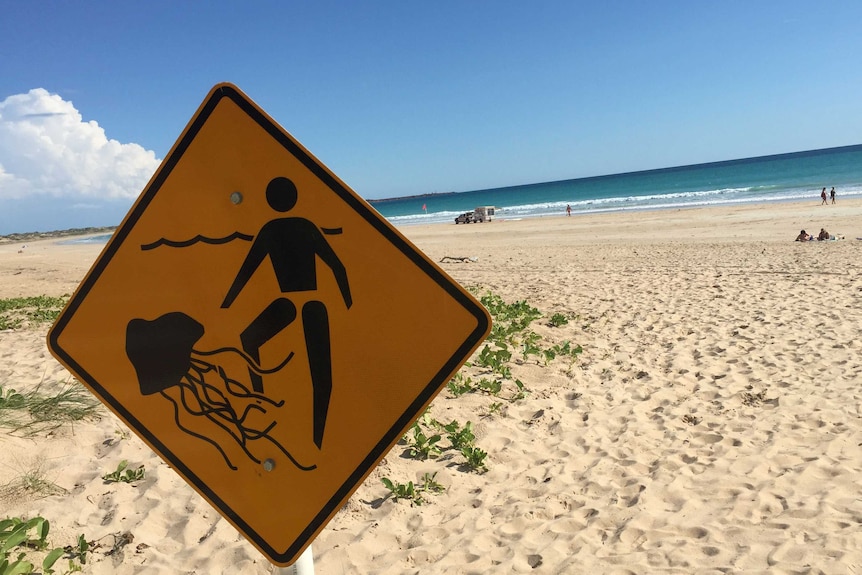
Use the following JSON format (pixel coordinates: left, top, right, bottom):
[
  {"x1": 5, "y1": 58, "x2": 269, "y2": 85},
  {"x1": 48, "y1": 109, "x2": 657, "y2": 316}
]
[{"x1": 125, "y1": 312, "x2": 315, "y2": 471}]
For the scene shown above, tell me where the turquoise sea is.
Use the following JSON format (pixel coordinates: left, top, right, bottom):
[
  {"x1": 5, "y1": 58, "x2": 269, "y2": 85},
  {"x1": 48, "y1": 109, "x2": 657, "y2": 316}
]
[
  {"x1": 62, "y1": 144, "x2": 862, "y2": 245},
  {"x1": 369, "y1": 144, "x2": 862, "y2": 226}
]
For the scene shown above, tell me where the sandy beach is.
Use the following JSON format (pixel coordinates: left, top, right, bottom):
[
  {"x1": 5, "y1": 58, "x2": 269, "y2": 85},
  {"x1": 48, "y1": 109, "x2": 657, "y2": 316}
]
[{"x1": 2, "y1": 199, "x2": 862, "y2": 573}]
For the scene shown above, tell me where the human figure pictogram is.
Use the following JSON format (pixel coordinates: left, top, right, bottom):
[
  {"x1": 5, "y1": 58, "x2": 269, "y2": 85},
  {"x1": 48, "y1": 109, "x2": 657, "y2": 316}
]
[{"x1": 221, "y1": 176, "x2": 352, "y2": 448}]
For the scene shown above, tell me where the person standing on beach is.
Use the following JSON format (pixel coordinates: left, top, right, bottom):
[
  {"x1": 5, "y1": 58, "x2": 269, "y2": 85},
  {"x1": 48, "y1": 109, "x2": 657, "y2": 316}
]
[
  {"x1": 830, "y1": 187, "x2": 836, "y2": 204},
  {"x1": 821, "y1": 188, "x2": 828, "y2": 205},
  {"x1": 566, "y1": 204, "x2": 572, "y2": 217}
]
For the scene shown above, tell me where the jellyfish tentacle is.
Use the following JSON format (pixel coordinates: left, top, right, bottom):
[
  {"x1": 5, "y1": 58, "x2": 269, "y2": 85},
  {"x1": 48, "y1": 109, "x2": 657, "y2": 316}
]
[
  {"x1": 186, "y1": 385, "x2": 243, "y2": 434},
  {"x1": 184, "y1": 373, "x2": 233, "y2": 419},
  {"x1": 176, "y1": 380, "x2": 263, "y2": 465},
  {"x1": 259, "y1": 429, "x2": 317, "y2": 471},
  {"x1": 234, "y1": 403, "x2": 268, "y2": 425},
  {"x1": 192, "y1": 347, "x2": 295, "y2": 375},
  {"x1": 242, "y1": 421, "x2": 317, "y2": 471},
  {"x1": 160, "y1": 388, "x2": 238, "y2": 470},
  {"x1": 179, "y1": 378, "x2": 287, "y2": 466},
  {"x1": 215, "y1": 366, "x2": 285, "y2": 406},
  {"x1": 191, "y1": 360, "x2": 285, "y2": 407},
  {"x1": 243, "y1": 420, "x2": 278, "y2": 441},
  {"x1": 194, "y1": 373, "x2": 234, "y2": 413}
]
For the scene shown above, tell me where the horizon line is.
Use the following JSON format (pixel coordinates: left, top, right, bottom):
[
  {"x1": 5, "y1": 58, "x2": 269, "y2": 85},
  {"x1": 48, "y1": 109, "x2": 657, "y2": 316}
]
[{"x1": 368, "y1": 143, "x2": 862, "y2": 203}]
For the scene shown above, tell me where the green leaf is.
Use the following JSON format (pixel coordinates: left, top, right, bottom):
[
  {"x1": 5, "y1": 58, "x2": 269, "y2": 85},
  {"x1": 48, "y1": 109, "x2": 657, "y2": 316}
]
[
  {"x1": 35, "y1": 518, "x2": 49, "y2": 543},
  {"x1": 0, "y1": 518, "x2": 16, "y2": 534},
  {"x1": 43, "y1": 548, "x2": 65, "y2": 571},
  {"x1": 0, "y1": 525, "x2": 29, "y2": 555},
  {"x1": 76, "y1": 533, "x2": 88, "y2": 563},
  {"x1": 4, "y1": 553, "x2": 34, "y2": 575}
]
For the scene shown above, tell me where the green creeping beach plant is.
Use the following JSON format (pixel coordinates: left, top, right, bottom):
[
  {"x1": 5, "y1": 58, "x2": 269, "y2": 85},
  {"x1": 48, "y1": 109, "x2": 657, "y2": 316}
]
[
  {"x1": 540, "y1": 340, "x2": 584, "y2": 367},
  {"x1": 552, "y1": 341, "x2": 583, "y2": 367},
  {"x1": 460, "y1": 446, "x2": 488, "y2": 473},
  {"x1": 0, "y1": 296, "x2": 67, "y2": 331},
  {"x1": 479, "y1": 293, "x2": 542, "y2": 346},
  {"x1": 404, "y1": 423, "x2": 442, "y2": 460},
  {"x1": 0, "y1": 516, "x2": 66, "y2": 575},
  {"x1": 485, "y1": 402, "x2": 504, "y2": 416},
  {"x1": 64, "y1": 534, "x2": 88, "y2": 567},
  {"x1": 476, "y1": 377, "x2": 502, "y2": 396},
  {"x1": 402, "y1": 292, "x2": 586, "y2": 481},
  {"x1": 520, "y1": 331, "x2": 542, "y2": 363},
  {"x1": 440, "y1": 420, "x2": 475, "y2": 451},
  {"x1": 510, "y1": 379, "x2": 529, "y2": 401},
  {"x1": 381, "y1": 472, "x2": 446, "y2": 506},
  {"x1": 380, "y1": 478, "x2": 423, "y2": 506},
  {"x1": 0, "y1": 517, "x2": 50, "y2": 552},
  {"x1": 446, "y1": 372, "x2": 475, "y2": 397},
  {"x1": 547, "y1": 312, "x2": 569, "y2": 327},
  {"x1": 405, "y1": 416, "x2": 490, "y2": 472},
  {"x1": 475, "y1": 345, "x2": 512, "y2": 379},
  {"x1": 102, "y1": 461, "x2": 145, "y2": 484},
  {"x1": 419, "y1": 472, "x2": 445, "y2": 494},
  {"x1": 474, "y1": 291, "x2": 584, "y2": 372},
  {"x1": 0, "y1": 388, "x2": 26, "y2": 411},
  {"x1": 437, "y1": 420, "x2": 489, "y2": 472}
]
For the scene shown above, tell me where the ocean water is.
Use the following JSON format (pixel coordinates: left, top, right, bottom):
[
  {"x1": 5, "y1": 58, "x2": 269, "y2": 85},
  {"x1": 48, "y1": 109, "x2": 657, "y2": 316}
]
[
  {"x1": 62, "y1": 233, "x2": 114, "y2": 244},
  {"x1": 369, "y1": 144, "x2": 862, "y2": 226},
  {"x1": 61, "y1": 144, "x2": 862, "y2": 245}
]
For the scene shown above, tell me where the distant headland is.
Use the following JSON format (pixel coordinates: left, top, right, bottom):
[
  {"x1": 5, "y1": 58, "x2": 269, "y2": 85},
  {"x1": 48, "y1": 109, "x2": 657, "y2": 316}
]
[
  {"x1": 0, "y1": 226, "x2": 116, "y2": 244},
  {"x1": 367, "y1": 191, "x2": 459, "y2": 204}
]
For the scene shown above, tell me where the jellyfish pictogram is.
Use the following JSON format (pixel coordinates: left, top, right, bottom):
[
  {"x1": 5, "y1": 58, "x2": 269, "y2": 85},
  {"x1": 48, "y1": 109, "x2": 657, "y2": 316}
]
[{"x1": 125, "y1": 312, "x2": 315, "y2": 471}]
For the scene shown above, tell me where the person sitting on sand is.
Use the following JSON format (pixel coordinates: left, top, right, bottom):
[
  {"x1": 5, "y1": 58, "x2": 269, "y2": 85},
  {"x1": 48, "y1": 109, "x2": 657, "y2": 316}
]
[
  {"x1": 818, "y1": 228, "x2": 830, "y2": 241},
  {"x1": 796, "y1": 229, "x2": 811, "y2": 242}
]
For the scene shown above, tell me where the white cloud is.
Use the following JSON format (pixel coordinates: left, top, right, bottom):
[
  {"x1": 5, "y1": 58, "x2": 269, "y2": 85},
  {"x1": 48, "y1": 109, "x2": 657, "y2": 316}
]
[{"x1": 0, "y1": 89, "x2": 161, "y2": 200}]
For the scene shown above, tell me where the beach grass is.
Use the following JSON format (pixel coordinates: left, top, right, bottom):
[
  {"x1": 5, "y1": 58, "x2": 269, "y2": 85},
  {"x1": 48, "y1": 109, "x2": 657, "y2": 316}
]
[
  {"x1": 0, "y1": 458, "x2": 66, "y2": 501},
  {"x1": 0, "y1": 381, "x2": 101, "y2": 436}
]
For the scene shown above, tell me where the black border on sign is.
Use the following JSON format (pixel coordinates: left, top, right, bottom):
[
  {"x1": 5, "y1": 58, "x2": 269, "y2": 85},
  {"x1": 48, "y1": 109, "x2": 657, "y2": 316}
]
[{"x1": 47, "y1": 84, "x2": 490, "y2": 565}]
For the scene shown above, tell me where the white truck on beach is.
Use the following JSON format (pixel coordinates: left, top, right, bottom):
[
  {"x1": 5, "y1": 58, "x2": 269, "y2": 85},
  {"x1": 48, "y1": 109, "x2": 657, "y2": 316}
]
[
  {"x1": 454, "y1": 206, "x2": 496, "y2": 224},
  {"x1": 473, "y1": 206, "x2": 495, "y2": 222}
]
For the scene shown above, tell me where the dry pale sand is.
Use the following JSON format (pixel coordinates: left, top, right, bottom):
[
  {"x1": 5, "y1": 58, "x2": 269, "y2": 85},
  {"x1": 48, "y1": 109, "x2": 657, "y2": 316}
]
[{"x1": 1, "y1": 200, "x2": 861, "y2": 574}]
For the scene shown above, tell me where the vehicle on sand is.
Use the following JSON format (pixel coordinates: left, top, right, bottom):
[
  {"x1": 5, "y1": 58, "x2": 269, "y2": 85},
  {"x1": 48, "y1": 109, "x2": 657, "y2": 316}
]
[
  {"x1": 454, "y1": 206, "x2": 496, "y2": 224},
  {"x1": 454, "y1": 211, "x2": 475, "y2": 224}
]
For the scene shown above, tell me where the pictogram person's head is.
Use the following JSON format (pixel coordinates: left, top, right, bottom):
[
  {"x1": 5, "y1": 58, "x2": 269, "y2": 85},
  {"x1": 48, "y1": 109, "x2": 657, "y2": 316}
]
[{"x1": 266, "y1": 177, "x2": 298, "y2": 212}]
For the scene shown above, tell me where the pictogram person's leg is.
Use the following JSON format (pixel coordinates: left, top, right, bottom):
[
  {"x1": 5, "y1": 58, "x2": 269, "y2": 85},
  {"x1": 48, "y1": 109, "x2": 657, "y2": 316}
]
[
  {"x1": 303, "y1": 300, "x2": 332, "y2": 448},
  {"x1": 239, "y1": 298, "x2": 297, "y2": 392}
]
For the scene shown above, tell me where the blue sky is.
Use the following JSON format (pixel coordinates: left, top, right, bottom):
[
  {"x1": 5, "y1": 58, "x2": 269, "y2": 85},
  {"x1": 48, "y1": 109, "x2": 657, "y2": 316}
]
[{"x1": 2, "y1": 1, "x2": 861, "y2": 233}]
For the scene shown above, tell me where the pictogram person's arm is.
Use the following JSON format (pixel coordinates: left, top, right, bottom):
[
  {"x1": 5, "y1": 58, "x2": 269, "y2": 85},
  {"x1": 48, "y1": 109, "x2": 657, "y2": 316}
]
[
  {"x1": 314, "y1": 232, "x2": 352, "y2": 308},
  {"x1": 222, "y1": 237, "x2": 268, "y2": 308}
]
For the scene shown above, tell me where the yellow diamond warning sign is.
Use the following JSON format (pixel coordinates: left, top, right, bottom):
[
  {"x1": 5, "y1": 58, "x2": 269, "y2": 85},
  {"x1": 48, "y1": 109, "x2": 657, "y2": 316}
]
[{"x1": 47, "y1": 83, "x2": 491, "y2": 566}]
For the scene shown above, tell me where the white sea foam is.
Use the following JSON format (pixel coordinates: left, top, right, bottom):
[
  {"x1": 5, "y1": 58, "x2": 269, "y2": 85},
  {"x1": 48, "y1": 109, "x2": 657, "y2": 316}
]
[{"x1": 387, "y1": 182, "x2": 862, "y2": 226}]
